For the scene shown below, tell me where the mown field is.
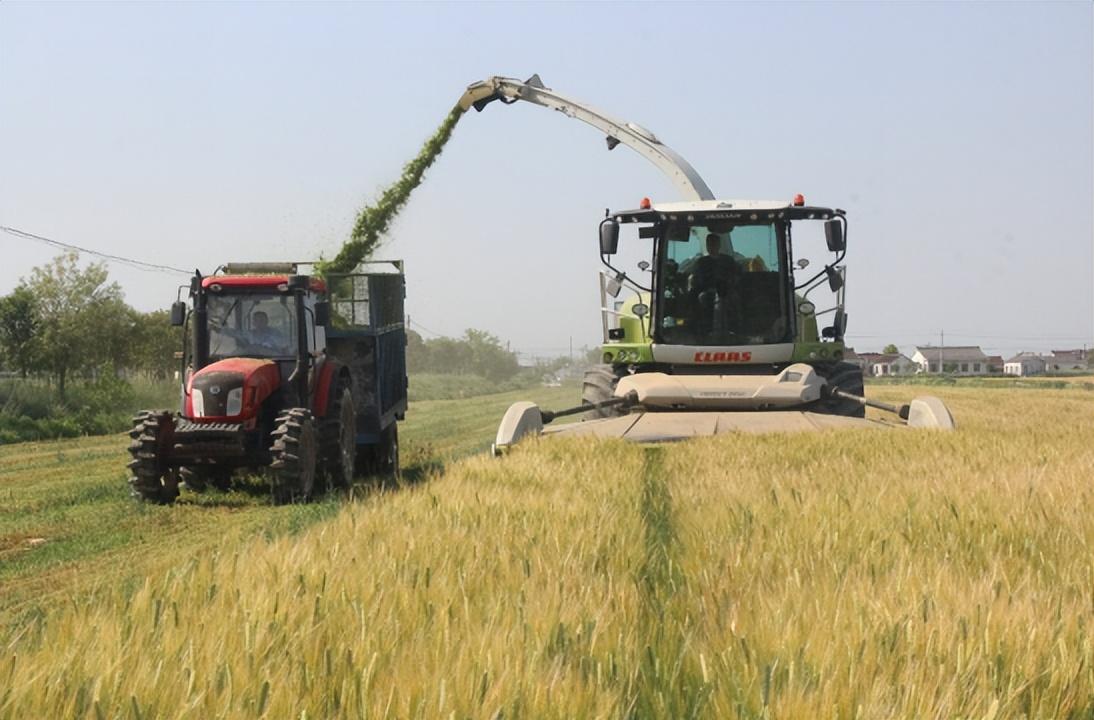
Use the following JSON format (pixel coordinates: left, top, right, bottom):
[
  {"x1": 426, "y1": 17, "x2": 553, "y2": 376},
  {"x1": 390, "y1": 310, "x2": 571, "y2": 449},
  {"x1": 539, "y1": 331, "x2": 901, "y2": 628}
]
[{"x1": 1, "y1": 381, "x2": 1092, "y2": 718}]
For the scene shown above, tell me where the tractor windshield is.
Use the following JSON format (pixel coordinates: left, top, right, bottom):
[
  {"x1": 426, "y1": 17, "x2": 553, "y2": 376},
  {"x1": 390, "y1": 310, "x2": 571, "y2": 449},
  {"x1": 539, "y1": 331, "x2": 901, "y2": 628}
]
[
  {"x1": 206, "y1": 293, "x2": 296, "y2": 358},
  {"x1": 657, "y1": 221, "x2": 791, "y2": 346}
]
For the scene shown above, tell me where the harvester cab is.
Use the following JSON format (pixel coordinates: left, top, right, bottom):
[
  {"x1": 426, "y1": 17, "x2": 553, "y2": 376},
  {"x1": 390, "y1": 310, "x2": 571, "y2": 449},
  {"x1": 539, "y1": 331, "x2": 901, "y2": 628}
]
[{"x1": 128, "y1": 261, "x2": 407, "y2": 503}]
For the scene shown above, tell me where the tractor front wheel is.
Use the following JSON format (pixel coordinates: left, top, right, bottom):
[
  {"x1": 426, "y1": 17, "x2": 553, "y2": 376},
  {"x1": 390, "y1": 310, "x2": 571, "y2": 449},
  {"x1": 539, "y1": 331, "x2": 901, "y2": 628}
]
[
  {"x1": 813, "y1": 362, "x2": 867, "y2": 418},
  {"x1": 581, "y1": 365, "x2": 628, "y2": 419},
  {"x1": 127, "y1": 411, "x2": 179, "y2": 504},
  {"x1": 269, "y1": 408, "x2": 318, "y2": 504}
]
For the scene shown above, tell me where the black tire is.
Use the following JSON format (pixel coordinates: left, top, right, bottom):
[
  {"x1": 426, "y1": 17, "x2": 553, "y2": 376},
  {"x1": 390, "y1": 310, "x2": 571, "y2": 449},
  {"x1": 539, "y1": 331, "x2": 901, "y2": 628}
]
[
  {"x1": 581, "y1": 365, "x2": 627, "y2": 420},
  {"x1": 269, "y1": 408, "x2": 318, "y2": 504},
  {"x1": 319, "y1": 377, "x2": 356, "y2": 491},
  {"x1": 355, "y1": 423, "x2": 400, "y2": 483},
  {"x1": 813, "y1": 362, "x2": 866, "y2": 418},
  {"x1": 179, "y1": 466, "x2": 233, "y2": 492},
  {"x1": 127, "y1": 411, "x2": 179, "y2": 504}
]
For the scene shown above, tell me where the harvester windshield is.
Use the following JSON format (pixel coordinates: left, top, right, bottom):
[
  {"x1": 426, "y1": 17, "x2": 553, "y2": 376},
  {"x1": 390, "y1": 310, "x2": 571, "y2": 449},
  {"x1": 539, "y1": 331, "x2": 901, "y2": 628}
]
[
  {"x1": 207, "y1": 293, "x2": 296, "y2": 358},
  {"x1": 658, "y1": 221, "x2": 790, "y2": 346}
]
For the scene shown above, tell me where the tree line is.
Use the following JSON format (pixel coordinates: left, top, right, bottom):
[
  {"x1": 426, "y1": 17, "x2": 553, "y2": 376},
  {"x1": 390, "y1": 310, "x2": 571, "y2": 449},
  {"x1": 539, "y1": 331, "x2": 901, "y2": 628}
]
[
  {"x1": 0, "y1": 252, "x2": 177, "y2": 399},
  {"x1": 0, "y1": 252, "x2": 530, "y2": 401}
]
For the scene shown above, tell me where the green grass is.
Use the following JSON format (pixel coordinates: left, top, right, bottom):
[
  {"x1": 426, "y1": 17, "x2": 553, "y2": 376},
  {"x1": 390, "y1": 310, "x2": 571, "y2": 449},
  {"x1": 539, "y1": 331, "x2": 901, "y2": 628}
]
[{"x1": 0, "y1": 382, "x2": 580, "y2": 625}]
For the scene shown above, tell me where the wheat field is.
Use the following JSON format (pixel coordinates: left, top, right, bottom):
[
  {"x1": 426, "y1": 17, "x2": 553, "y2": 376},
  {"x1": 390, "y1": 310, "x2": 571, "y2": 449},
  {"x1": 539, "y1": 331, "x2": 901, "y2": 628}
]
[{"x1": 2, "y1": 384, "x2": 1092, "y2": 718}]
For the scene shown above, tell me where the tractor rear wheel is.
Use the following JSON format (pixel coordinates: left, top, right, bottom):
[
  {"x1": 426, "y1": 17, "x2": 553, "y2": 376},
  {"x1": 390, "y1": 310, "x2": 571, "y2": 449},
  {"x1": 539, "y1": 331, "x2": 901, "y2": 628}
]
[
  {"x1": 319, "y1": 379, "x2": 356, "y2": 491},
  {"x1": 127, "y1": 411, "x2": 179, "y2": 504},
  {"x1": 269, "y1": 408, "x2": 318, "y2": 504},
  {"x1": 813, "y1": 362, "x2": 867, "y2": 418},
  {"x1": 582, "y1": 365, "x2": 628, "y2": 419}
]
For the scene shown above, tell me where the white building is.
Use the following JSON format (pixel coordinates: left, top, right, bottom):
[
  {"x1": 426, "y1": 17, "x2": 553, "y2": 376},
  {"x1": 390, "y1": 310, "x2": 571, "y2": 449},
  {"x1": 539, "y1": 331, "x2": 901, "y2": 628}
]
[
  {"x1": 1004, "y1": 352, "x2": 1046, "y2": 376},
  {"x1": 859, "y1": 352, "x2": 916, "y2": 376},
  {"x1": 912, "y1": 346, "x2": 989, "y2": 375}
]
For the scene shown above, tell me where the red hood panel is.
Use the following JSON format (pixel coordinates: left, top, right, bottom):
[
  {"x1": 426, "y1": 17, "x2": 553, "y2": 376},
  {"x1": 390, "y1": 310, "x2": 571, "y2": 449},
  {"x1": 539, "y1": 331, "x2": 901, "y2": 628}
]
[{"x1": 186, "y1": 358, "x2": 281, "y2": 421}]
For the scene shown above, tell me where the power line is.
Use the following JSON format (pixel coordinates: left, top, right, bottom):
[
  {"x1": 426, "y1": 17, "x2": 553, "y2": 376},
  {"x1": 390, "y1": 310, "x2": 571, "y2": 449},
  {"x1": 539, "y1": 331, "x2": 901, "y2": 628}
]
[{"x1": 0, "y1": 224, "x2": 192, "y2": 276}]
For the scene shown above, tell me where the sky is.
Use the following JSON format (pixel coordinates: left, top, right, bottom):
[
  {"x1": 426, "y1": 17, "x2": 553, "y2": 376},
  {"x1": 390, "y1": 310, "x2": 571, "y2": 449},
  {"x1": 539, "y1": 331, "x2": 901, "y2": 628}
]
[{"x1": 1, "y1": 1, "x2": 1091, "y2": 361}]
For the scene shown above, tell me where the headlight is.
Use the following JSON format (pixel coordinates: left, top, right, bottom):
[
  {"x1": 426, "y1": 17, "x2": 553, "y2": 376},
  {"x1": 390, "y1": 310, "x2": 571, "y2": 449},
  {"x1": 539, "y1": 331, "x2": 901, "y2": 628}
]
[
  {"x1": 191, "y1": 389, "x2": 204, "y2": 417},
  {"x1": 798, "y1": 301, "x2": 816, "y2": 315},
  {"x1": 226, "y1": 387, "x2": 243, "y2": 416}
]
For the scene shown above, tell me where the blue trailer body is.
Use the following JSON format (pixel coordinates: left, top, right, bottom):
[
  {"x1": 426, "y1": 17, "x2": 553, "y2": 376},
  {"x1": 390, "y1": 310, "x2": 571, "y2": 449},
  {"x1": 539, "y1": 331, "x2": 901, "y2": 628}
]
[{"x1": 324, "y1": 265, "x2": 408, "y2": 455}]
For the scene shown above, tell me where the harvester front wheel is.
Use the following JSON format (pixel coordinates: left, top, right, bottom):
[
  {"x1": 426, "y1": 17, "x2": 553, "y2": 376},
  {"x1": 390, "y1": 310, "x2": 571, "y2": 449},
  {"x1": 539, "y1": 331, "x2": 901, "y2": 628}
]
[
  {"x1": 269, "y1": 408, "x2": 318, "y2": 504},
  {"x1": 319, "y1": 379, "x2": 356, "y2": 491},
  {"x1": 127, "y1": 411, "x2": 179, "y2": 504},
  {"x1": 582, "y1": 365, "x2": 628, "y2": 419},
  {"x1": 814, "y1": 362, "x2": 866, "y2": 418}
]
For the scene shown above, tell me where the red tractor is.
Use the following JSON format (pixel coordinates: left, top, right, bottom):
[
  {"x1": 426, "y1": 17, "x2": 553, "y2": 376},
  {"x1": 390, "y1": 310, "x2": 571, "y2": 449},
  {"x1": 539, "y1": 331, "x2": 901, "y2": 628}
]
[{"x1": 128, "y1": 262, "x2": 407, "y2": 503}]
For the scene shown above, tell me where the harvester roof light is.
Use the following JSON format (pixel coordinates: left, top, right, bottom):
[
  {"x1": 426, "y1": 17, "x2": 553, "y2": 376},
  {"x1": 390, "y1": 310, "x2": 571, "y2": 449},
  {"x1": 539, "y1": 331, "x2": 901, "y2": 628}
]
[
  {"x1": 749, "y1": 213, "x2": 758, "y2": 220},
  {"x1": 277, "y1": 283, "x2": 289, "y2": 292},
  {"x1": 209, "y1": 283, "x2": 222, "y2": 292},
  {"x1": 686, "y1": 215, "x2": 694, "y2": 222},
  {"x1": 793, "y1": 193, "x2": 805, "y2": 206},
  {"x1": 639, "y1": 197, "x2": 652, "y2": 209}
]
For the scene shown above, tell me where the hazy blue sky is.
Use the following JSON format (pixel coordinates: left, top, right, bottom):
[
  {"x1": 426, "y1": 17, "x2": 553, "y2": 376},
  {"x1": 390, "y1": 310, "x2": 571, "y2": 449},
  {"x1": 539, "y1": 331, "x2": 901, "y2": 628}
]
[{"x1": 2, "y1": 1, "x2": 1091, "y2": 360}]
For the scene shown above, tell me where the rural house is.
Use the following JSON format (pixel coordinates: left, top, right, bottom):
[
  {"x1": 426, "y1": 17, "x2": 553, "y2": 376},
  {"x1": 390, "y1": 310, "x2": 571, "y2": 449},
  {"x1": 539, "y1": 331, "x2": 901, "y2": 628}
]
[
  {"x1": 912, "y1": 346, "x2": 989, "y2": 375},
  {"x1": 1046, "y1": 349, "x2": 1088, "y2": 372},
  {"x1": 1004, "y1": 352, "x2": 1046, "y2": 376},
  {"x1": 858, "y1": 352, "x2": 916, "y2": 376}
]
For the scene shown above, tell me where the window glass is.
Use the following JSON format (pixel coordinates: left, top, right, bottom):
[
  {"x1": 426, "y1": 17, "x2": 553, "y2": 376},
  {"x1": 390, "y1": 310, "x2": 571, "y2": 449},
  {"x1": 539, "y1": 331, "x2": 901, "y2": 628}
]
[
  {"x1": 207, "y1": 293, "x2": 296, "y2": 358},
  {"x1": 659, "y1": 222, "x2": 788, "y2": 345}
]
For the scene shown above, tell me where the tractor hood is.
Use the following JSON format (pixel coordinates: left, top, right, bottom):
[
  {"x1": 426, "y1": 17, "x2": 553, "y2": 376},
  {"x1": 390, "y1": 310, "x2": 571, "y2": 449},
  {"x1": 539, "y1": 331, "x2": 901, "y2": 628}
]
[{"x1": 186, "y1": 358, "x2": 281, "y2": 421}]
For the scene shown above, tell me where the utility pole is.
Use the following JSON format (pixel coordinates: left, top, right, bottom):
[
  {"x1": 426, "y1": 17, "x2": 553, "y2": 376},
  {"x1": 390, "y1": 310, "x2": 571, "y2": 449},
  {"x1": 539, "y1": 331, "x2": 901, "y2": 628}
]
[
  {"x1": 939, "y1": 329, "x2": 944, "y2": 374},
  {"x1": 569, "y1": 336, "x2": 573, "y2": 363}
]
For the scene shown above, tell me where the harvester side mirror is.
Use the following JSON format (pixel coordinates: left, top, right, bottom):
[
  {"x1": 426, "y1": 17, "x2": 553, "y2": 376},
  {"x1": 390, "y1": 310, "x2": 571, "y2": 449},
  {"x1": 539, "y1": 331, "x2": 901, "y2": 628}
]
[
  {"x1": 826, "y1": 266, "x2": 844, "y2": 292},
  {"x1": 600, "y1": 220, "x2": 620, "y2": 255},
  {"x1": 314, "y1": 301, "x2": 331, "y2": 327},
  {"x1": 823, "y1": 309, "x2": 848, "y2": 338},
  {"x1": 170, "y1": 301, "x2": 186, "y2": 326},
  {"x1": 824, "y1": 219, "x2": 845, "y2": 252}
]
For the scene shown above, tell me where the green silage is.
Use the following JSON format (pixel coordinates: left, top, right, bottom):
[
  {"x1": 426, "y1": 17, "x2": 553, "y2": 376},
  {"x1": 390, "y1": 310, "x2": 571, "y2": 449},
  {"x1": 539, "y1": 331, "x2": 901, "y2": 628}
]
[{"x1": 320, "y1": 106, "x2": 464, "y2": 275}]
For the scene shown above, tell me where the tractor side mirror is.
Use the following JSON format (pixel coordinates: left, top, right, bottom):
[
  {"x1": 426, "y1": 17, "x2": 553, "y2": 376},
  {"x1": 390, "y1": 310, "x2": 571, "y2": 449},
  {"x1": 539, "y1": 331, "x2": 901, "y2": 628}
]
[
  {"x1": 170, "y1": 301, "x2": 186, "y2": 326},
  {"x1": 600, "y1": 220, "x2": 620, "y2": 255},
  {"x1": 314, "y1": 301, "x2": 331, "y2": 327},
  {"x1": 824, "y1": 219, "x2": 845, "y2": 252}
]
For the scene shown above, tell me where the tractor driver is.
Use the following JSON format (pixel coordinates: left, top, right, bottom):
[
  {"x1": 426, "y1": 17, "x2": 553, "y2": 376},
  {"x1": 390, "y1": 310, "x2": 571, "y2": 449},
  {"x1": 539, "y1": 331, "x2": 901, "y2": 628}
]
[{"x1": 247, "y1": 311, "x2": 286, "y2": 351}]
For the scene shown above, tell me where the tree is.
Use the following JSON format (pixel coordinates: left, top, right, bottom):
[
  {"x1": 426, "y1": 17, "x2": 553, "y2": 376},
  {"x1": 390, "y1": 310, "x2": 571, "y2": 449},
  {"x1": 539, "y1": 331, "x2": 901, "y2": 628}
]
[
  {"x1": 0, "y1": 286, "x2": 40, "y2": 378},
  {"x1": 131, "y1": 309, "x2": 183, "y2": 378},
  {"x1": 883, "y1": 344, "x2": 899, "y2": 354},
  {"x1": 26, "y1": 252, "x2": 127, "y2": 400}
]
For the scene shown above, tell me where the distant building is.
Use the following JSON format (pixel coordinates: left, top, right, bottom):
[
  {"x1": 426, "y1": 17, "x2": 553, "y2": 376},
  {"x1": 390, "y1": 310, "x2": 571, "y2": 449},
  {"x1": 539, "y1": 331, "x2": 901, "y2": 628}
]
[
  {"x1": 912, "y1": 346, "x2": 989, "y2": 375},
  {"x1": 986, "y1": 355, "x2": 1004, "y2": 374},
  {"x1": 1004, "y1": 352, "x2": 1046, "y2": 376},
  {"x1": 859, "y1": 352, "x2": 916, "y2": 376},
  {"x1": 1046, "y1": 349, "x2": 1088, "y2": 372}
]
